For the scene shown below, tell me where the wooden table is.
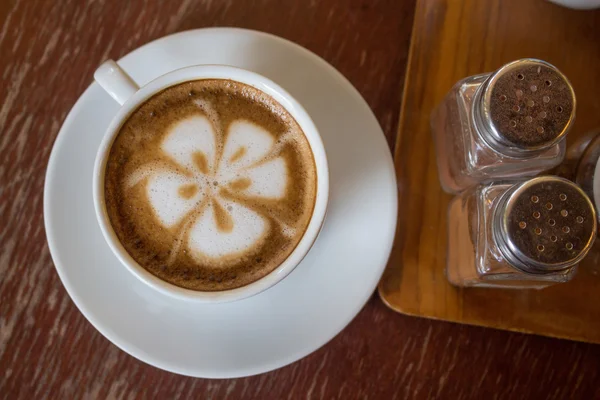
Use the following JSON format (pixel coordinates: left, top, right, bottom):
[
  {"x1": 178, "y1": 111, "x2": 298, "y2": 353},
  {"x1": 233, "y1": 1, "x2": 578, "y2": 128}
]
[{"x1": 1, "y1": 0, "x2": 599, "y2": 398}]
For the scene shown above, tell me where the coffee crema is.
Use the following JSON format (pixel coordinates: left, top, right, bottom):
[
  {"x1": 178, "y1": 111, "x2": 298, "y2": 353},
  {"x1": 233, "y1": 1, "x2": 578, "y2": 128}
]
[{"x1": 104, "y1": 79, "x2": 317, "y2": 291}]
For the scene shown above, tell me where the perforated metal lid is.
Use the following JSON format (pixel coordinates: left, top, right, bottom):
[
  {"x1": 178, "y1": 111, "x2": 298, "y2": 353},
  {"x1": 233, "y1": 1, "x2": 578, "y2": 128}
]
[
  {"x1": 493, "y1": 176, "x2": 596, "y2": 273},
  {"x1": 475, "y1": 59, "x2": 576, "y2": 154}
]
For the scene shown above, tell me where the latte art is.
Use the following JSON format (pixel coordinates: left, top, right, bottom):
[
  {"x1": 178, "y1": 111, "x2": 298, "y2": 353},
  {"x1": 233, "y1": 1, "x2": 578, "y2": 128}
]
[
  {"x1": 124, "y1": 115, "x2": 290, "y2": 254},
  {"x1": 104, "y1": 79, "x2": 317, "y2": 291}
]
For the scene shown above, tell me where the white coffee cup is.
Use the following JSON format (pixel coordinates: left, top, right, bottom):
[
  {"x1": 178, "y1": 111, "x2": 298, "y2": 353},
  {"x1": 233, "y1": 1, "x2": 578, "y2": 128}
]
[{"x1": 93, "y1": 60, "x2": 329, "y2": 303}]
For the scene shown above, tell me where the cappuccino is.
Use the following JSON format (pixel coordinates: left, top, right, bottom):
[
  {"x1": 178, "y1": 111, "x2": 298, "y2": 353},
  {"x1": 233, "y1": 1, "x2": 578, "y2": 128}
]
[{"x1": 104, "y1": 79, "x2": 317, "y2": 291}]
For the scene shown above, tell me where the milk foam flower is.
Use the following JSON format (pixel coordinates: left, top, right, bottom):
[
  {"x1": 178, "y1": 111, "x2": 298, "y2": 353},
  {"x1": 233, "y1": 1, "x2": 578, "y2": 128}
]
[{"x1": 131, "y1": 107, "x2": 289, "y2": 261}]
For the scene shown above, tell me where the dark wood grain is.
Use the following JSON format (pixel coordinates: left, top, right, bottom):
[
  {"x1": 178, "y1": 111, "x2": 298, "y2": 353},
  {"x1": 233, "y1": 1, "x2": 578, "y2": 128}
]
[{"x1": 2, "y1": 0, "x2": 600, "y2": 398}]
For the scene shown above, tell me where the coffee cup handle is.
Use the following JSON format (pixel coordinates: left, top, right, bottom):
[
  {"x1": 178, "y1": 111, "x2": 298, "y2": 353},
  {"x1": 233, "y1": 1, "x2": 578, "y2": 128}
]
[{"x1": 94, "y1": 60, "x2": 140, "y2": 105}]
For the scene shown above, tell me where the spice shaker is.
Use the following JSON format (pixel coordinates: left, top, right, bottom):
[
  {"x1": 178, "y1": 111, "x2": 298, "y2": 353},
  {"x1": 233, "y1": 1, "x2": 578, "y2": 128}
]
[
  {"x1": 431, "y1": 59, "x2": 575, "y2": 194},
  {"x1": 556, "y1": 129, "x2": 600, "y2": 211},
  {"x1": 554, "y1": 129, "x2": 600, "y2": 275},
  {"x1": 446, "y1": 176, "x2": 596, "y2": 289}
]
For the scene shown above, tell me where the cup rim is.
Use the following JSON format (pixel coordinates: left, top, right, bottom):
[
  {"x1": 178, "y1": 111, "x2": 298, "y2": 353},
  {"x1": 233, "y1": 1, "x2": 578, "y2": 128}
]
[{"x1": 93, "y1": 64, "x2": 329, "y2": 303}]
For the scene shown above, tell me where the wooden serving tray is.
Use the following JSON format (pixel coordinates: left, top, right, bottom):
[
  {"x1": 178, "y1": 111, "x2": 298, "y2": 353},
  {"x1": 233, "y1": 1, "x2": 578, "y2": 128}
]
[{"x1": 378, "y1": 0, "x2": 600, "y2": 342}]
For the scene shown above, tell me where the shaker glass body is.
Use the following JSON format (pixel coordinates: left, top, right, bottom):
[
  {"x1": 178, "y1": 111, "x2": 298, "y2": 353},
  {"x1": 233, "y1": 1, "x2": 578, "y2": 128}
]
[
  {"x1": 446, "y1": 183, "x2": 577, "y2": 289},
  {"x1": 432, "y1": 75, "x2": 565, "y2": 194}
]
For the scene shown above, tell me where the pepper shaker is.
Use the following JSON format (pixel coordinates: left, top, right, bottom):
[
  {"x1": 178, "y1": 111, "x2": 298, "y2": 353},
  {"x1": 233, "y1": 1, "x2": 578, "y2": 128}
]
[
  {"x1": 447, "y1": 176, "x2": 596, "y2": 289},
  {"x1": 571, "y1": 130, "x2": 600, "y2": 211},
  {"x1": 431, "y1": 59, "x2": 575, "y2": 194},
  {"x1": 554, "y1": 129, "x2": 600, "y2": 275}
]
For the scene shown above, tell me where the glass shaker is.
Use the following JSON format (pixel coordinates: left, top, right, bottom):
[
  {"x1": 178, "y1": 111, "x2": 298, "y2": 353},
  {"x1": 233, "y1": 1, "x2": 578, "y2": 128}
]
[
  {"x1": 447, "y1": 176, "x2": 596, "y2": 289},
  {"x1": 554, "y1": 129, "x2": 600, "y2": 275},
  {"x1": 431, "y1": 59, "x2": 575, "y2": 194},
  {"x1": 566, "y1": 129, "x2": 600, "y2": 209}
]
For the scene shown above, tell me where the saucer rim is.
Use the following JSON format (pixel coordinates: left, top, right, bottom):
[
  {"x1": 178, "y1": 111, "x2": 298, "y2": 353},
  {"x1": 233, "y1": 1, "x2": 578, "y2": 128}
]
[{"x1": 44, "y1": 27, "x2": 398, "y2": 378}]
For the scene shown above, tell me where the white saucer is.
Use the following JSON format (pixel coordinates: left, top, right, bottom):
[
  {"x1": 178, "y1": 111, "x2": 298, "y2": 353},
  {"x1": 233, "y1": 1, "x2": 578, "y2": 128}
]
[{"x1": 44, "y1": 28, "x2": 397, "y2": 378}]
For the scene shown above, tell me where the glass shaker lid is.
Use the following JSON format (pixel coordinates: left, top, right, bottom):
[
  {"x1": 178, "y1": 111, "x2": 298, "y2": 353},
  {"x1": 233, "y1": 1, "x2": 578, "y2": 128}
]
[
  {"x1": 482, "y1": 59, "x2": 576, "y2": 151},
  {"x1": 495, "y1": 176, "x2": 596, "y2": 272}
]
